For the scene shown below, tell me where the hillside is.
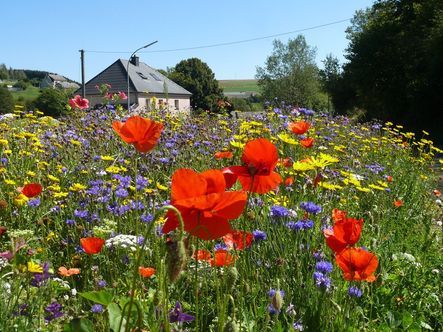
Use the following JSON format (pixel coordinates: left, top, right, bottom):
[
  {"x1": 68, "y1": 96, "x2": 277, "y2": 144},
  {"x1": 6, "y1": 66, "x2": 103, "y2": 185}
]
[{"x1": 218, "y1": 79, "x2": 260, "y2": 93}]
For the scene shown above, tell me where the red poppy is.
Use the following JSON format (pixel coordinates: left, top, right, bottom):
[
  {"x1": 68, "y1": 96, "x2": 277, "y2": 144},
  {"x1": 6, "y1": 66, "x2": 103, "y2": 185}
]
[
  {"x1": 225, "y1": 138, "x2": 282, "y2": 194},
  {"x1": 288, "y1": 121, "x2": 310, "y2": 135},
  {"x1": 332, "y1": 209, "x2": 347, "y2": 223},
  {"x1": 162, "y1": 169, "x2": 247, "y2": 240},
  {"x1": 284, "y1": 177, "x2": 294, "y2": 186},
  {"x1": 394, "y1": 199, "x2": 403, "y2": 207},
  {"x1": 69, "y1": 95, "x2": 89, "y2": 110},
  {"x1": 221, "y1": 167, "x2": 239, "y2": 189},
  {"x1": 0, "y1": 226, "x2": 6, "y2": 236},
  {"x1": 387, "y1": 175, "x2": 393, "y2": 182},
  {"x1": 210, "y1": 249, "x2": 235, "y2": 267},
  {"x1": 300, "y1": 137, "x2": 314, "y2": 148},
  {"x1": 335, "y1": 247, "x2": 378, "y2": 282},
  {"x1": 138, "y1": 266, "x2": 156, "y2": 278},
  {"x1": 324, "y1": 215, "x2": 364, "y2": 254},
  {"x1": 112, "y1": 116, "x2": 163, "y2": 153},
  {"x1": 223, "y1": 230, "x2": 254, "y2": 250},
  {"x1": 80, "y1": 237, "x2": 105, "y2": 254},
  {"x1": 19, "y1": 183, "x2": 43, "y2": 198},
  {"x1": 193, "y1": 249, "x2": 212, "y2": 261},
  {"x1": 214, "y1": 151, "x2": 233, "y2": 159}
]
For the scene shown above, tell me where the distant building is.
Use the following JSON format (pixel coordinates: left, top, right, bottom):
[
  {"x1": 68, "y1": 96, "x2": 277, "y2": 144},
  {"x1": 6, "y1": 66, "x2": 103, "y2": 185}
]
[
  {"x1": 78, "y1": 57, "x2": 192, "y2": 112},
  {"x1": 40, "y1": 74, "x2": 80, "y2": 89}
]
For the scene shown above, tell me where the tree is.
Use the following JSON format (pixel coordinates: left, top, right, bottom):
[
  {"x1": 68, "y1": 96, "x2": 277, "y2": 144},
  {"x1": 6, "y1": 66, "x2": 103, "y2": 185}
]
[
  {"x1": 319, "y1": 54, "x2": 341, "y2": 113},
  {"x1": 337, "y1": 0, "x2": 443, "y2": 143},
  {"x1": 0, "y1": 87, "x2": 14, "y2": 114},
  {"x1": 256, "y1": 36, "x2": 323, "y2": 109},
  {"x1": 0, "y1": 64, "x2": 8, "y2": 80},
  {"x1": 33, "y1": 88, "x2": 68, "y2": 117},
  {"x1": 168, "y1": 58, "x2": 223, "y2": 112}
]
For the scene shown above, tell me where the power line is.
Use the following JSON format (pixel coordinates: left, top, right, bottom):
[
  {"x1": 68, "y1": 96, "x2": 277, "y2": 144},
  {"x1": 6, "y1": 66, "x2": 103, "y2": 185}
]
[{"x1": 85, "y1": 18, "x2": 351, "y2": 54}]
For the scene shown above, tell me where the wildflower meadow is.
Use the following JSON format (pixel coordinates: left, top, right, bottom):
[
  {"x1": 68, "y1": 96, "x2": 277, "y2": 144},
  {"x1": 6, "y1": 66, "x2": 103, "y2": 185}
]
[{"x1": 0, "y1": 97, "x2": 442, "y2": 331}]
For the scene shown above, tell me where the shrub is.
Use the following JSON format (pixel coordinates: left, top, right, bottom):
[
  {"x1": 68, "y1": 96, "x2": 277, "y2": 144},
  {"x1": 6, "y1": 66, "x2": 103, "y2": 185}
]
[
  {"x1": 33, "y1": 88, "x2": 68, "y2": 117},
  {"x1": 0, "y1": 87, "x2": 14, "y2": 114}
]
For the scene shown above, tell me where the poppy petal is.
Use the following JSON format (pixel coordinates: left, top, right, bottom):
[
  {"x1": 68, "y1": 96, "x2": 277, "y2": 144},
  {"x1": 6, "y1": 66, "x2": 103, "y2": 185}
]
[
  {"x1": 238, "y1": 171, "x2": 282, "y2": 194},
  {"x1": 171, "y1": 169, "x2": 207, "y2": 202},
  {"x1": 21, "y1": 183, "x2": 42, "y2": 198},
  {"x1": 201, "y1": 169, "x2": 226, "y2": 194},
  {"x1": 212, "y1": 191, "x2": 248, "y2": 219}
]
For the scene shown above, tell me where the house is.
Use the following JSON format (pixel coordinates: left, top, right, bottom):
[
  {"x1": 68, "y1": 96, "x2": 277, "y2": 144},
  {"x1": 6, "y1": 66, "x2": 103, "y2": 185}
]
[
  {"x1": 78, "y1": 57, "x2": 192, "y2": 112},
  {"x1": 40, "y1": 74, "x2": 80, "y2": 89}
]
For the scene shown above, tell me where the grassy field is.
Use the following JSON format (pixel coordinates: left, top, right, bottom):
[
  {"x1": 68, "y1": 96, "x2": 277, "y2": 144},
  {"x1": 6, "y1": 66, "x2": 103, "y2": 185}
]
[
  {"x1": 11, "y1": 85, "x2": 41, "y2": 102},
  {"x1": 218, "y1": 79, "x2": 260, "y2": 93}
]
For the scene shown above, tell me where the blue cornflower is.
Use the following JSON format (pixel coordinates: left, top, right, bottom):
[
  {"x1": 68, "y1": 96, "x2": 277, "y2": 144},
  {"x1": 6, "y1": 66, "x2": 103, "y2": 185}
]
[
  {"x1": 140, "y1": 214, "x2": 154, "y2": 223},
  {"x1": 348, "y1": 286, "x2": 363, "y2": 298},
  {"x1": 115, "y1": 188, "x2": 129, "y2": 198},
  {"x1": 28, "y1": 198, "x2": 41, "y2": 207},
  {"x1": 74, "y1": 209, "x2": 88, "y2": 219},
  {"x1": 313, "y1": 272, "x2": 331, "y2": 290},
  {"x1": 66, "y1": 219, "x2": 76, "y2": 226},
  {"x1": 44, "y1": 301, "x2": 63, "y2": 322},
  {"x1": 315, "y1": 261, "x2": 333, "y2": 274},
  {"x1": 300, "y1": 201, "x2": 322, "y2": 215},
  {"x1": 252, "y1": 230, "x2": 267, "y2": 241},
  {"x1": 169, "y1": 301, "x2": 195, "y2": 323},
  {"x1": 135, "y1": 175, "x2": 149, "y2": 190},
  {"x1": 287, "y1": 221, "x2": 304, "y2": 231},
  {"x1": 91, "y1": 304, "x2": 104, "y2": 314},
  {"x1": 271, "y1": 205, "x2": 289, "y2": 218},
  {"x1": 97, "y1": 280, "x2": 107, "y2": 288}
]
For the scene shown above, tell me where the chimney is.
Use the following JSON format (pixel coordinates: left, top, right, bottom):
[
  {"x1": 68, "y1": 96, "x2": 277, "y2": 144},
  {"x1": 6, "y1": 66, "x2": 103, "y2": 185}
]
[{"x1": 130, "y1": 56, "x2": 139, "y2": 66}]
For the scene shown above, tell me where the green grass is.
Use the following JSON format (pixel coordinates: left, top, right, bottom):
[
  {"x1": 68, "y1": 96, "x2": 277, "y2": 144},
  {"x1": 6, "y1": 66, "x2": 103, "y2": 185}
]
[
  {"x1": 11, "y1": 85, "x2": 41, "y2": 102},
  {"x1": 218, "y1": 79, "x2": 260, "y2": 93}
]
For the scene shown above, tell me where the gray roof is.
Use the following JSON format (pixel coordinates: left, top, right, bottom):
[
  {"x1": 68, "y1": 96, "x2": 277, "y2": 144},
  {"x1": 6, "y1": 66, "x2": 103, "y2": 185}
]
[
  {"x1": 79, "y1": 59, "x2": 191, "y2": 96},
  {"x1": 48, "y1": 74, "x2": 67, "y2": 82}
]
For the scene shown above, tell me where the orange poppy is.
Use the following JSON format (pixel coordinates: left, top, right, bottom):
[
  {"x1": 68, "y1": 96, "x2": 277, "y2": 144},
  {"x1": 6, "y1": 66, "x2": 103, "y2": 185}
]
[
  {"x1": 386, "y1": 176, "x2": 393, "y2": 182},
  {"x1": 335, "y1": 247, "x2": 378, "y2": 282},
  {"x1": 225, "y1": 138, "x2": 282, "y2": 194},
  {"x1": 300, "y1": 137, "x2": 314, "y2": 148},
  {"x1": 210, "y1": 249, "x2": 235, "y2": 267},
  {"x1": 223, "y1": 230, "x2": 253, "y2": 250},
  {"x1": 324, "y1": 215, "x2": 364, "y2": 254},
  {"x1": 288, "y1": 121, "x2": 310, "y2": 135},
  {"x1": 139, "y1": 266, "x2": 156, "y2": 278},
  {"x1": 214, "y1": 151, "x2": 233, "y2": 159},
  {"x1": 162, "y1": 169, "x2": 247, "y2": 240},
  {"x1": 112, "y1": 116, "x2": 163, "y2": 153},
  {"x1": 19, "y1": 183, "x2": 43, "y2": 198},
  {"x1": 193, "y1": 249, "x2": 212, "y2": 262},
  {"x1": 433, "y1": 189, "x2": 441, "y2": 197},
  {"x1": 284, "y1": 177, "x2": 294, "y2": 186},
  {"x1": 394, "y1": 199, "x2": 403, "y2": 207},
  {"x1": 80, "y1": 237, "x2": 105, "y2": 254},
  {"x1": 58, "y1": 266, "x2": 80, "y2": 277},
  {"x1": 332, "y1": 209, "x2": 347, "y2": 223}
]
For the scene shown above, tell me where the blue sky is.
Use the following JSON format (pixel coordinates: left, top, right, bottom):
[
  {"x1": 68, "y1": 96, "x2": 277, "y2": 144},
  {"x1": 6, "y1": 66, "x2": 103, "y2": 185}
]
[{"x1": 1, "y1": 0, "x2": 374, "y2": 81}]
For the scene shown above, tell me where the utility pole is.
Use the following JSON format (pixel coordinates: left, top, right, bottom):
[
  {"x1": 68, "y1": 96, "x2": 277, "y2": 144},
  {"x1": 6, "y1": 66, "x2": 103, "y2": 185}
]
[{"x1": 79, "y1": 49, "x2": 85, "y2": 98}]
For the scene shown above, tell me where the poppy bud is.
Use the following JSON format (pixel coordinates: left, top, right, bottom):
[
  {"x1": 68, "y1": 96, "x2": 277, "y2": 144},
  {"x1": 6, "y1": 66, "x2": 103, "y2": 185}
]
[
  {"x1": 225, "y1": 267, "x2": 238, "y2": 291},
  {"x1": 271, "y1": 291, "x2": 284, "y2": 312},
  {"x1": 223, "y1": 318, "x2": 240, "y2": 332},
  {"x1": 166, "y1": 239, "x2": 188, "y2": 282}
]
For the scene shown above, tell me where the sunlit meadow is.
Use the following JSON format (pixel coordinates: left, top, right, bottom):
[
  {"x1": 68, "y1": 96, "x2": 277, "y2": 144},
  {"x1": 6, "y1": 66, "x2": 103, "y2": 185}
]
[{"x1": 0, "y1": 96, "x2": 442, "y2": 331}]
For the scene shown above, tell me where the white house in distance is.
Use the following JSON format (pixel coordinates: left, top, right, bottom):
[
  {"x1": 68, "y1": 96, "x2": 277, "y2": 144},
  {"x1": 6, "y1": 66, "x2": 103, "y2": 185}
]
[
  {"x1": 79, "y1": 56, "x2": 191, "y2": 112},
  {"x1": 40, "y1": 74, "x2": 80, "y2": 89}
]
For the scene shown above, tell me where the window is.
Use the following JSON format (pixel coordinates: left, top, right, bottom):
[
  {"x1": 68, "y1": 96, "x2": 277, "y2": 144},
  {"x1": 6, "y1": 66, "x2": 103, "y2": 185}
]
[
  {"x1": 149, "y1": 73, "x2": 162, "y2": 81},
  {"x1": 174, "y1": 100, "x2": 179, "y2": 109},
  {"x1": 137, "y1": 72, "x2": 148, "y2": 80}
]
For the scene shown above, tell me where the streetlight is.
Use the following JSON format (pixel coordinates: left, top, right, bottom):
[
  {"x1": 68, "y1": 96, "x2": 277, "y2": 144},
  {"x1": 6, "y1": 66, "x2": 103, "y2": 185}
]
[{"x1": 127, "y1": 41, "x2": 158, "y2": 111}]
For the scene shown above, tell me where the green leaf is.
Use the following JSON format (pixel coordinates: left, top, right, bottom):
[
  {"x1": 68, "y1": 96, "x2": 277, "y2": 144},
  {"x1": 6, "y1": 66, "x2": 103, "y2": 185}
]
[
  {"x1": 108, "y1": 302, "x2": 126, "y2": 332},
  {"x1": 79, "y1": 290, "x2": 113, "y2": 306},
  {"x1": 64, "y1": 318, "x2": 94, "y2": 332},
  {"x1": 401, "y1": 311, "x2": 413, "y2": 328}
]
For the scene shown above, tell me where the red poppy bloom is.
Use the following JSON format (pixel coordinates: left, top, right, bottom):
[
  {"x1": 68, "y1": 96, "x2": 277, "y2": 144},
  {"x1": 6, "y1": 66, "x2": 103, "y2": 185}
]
[
  {"x1": 225, "y1": 138, "x2": 282, "y2": 194},
  {"x1": 138, "y1": 266, "x2": 156, "y2": 278},
  {"x1": 332, "y1": 209, "x2": 347, "y2": 223},
  {"x1": 19, "y1": 183, "x2": 43, "y2": 198},
  {"x1": 394, "y1": 199, "x2": 403, "y2": 207},
  {"x1": 210, "y1": 249, "x2": 235, "y2": 267},
  {"x1": 69, "y1": 95, "x2": 89, "y2": 110},
  {"x1": 324, "y1": 216, "x2": 364, "y2": 254},
  {"x1": 387, "y1": 175, "x2": 393, "y2": 182},
  {"x1": 221, "y1": 167, "x2": 239, "y2": 189},
  {"x1": 223, "y1": 230, "x2": 254, "y2": 250},
  {"x1": 80, "y1": 237, "x2": 105, "y2": 255},
  {"x1": 112, "y1": 116, "x2": 163, "y2": 153},
  {"x1": 300, "y1": 137, "x2": 314, "y2": 148},
  {"x1": 193, "y1": 249, "x2": 212, "y2": 261},
  {"x1": 162, "y1": 169, "x2": 247, "y2": 240},
  {"x1": 335, "y1": 247, "x2": 378, "y2": 282},
  {"x1": 288, "y1": 121, "x2": 310, "y2": 135},
  {"x1": 284, "y1": 177, "x2": 294, "y2": 186},
  {"x1": 214, "y1": 151, "x2": 233, "y2": 159}
]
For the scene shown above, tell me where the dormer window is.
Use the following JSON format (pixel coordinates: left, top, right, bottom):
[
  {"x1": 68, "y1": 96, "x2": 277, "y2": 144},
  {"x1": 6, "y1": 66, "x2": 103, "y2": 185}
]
[
  {"x1": 137, "y1": 72, "x2": 148, "y2": 80},
  {"x1": 149, "y1": 73, "x2": 162, "y2": 81}
]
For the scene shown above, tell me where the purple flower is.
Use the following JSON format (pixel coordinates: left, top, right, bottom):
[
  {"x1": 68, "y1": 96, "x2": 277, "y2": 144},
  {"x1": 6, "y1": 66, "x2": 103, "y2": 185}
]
[
  {"x1": 300, "y1": 201, "x2": 322, "y2": 215},
  {"x1": 27, "y1": 198, "x2": 41, "y2": 207},
  {"x1": 31, "y1": 262, "x2": 52, "y2": 287},
  {"x1": 97, "y1": 280, "x2": 107, "y2": 288},
  {"x1": 293, "y1": 320, "x2": 304, "y2": 331},
  {"x1": 136, "y1": 175, "x2": 149, "y2": 190},
  {"x1": 313, "y1": 272, "x2": 331, "y2": 290},
  {"x1": 66, "y1": 219, "x2": 76, "y2": 226},
  {"x1": 169, "y1": 301, "x2": 195, "y2": 323},
  {"x1": 214, "y1": 243, "x2": 228, "y2": 251},
  {"x1": 271, "y1": 205, "x2": 289, "y2": 218},
  {"x1": 348, "y1": 286, "x2": 363, "y2": 298},
  {"x1": 140, "y1": 214, "x2": 154, "y2": 223},
  {"x1": 252, "y1": 230, "x2": 267, "y2": 241},
  {"x1": 315, "y1": 261, "x2": 333, "y2": 274},
  {"x1": 74, "y1": 209, "x2": 89, "y2": 219},
  {"x1": 115, "y1": 188, "x2": 129, "y2": 198},
  {"x1": 45, "y1": 302, "x2": 63, "y2": 322},
  {"x1": 91, "y1": 304, "x2": 104, "y2": 313}
]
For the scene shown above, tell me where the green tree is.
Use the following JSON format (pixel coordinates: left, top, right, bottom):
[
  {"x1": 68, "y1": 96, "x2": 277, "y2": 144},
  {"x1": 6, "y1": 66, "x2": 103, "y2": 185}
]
[
  {"x1": 33, "y1": 88, "x2": 68, "y2": 117},
  {"x1": 256, "y1": 36, "x2": 322, "y2": 108},
  {"x1": 338, "y1": 0, "x2": 443, "y2": 142},
  {"x1": 0, "y1": 87, "x2": 14, "y2": 114},
  {"x1": 168, "y1": 58, "x2": 223, "y2": 112},
  {"x1": 0, "y1": 64, "x2": 8, "y2": 80}
]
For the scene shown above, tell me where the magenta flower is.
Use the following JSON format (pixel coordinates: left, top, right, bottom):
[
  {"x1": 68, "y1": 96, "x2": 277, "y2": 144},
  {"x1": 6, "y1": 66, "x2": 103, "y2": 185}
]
[{"x1": 69, "y1": 95, "x2": 89, "y2": 110}]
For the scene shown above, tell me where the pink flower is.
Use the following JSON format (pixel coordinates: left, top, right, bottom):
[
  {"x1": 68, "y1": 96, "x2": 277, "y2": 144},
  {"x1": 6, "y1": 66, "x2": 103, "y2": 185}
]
[
  {"x1": 118, "y1": 91, "x2": 128, "y2": 100},
  {"x1": 69, "y1": 95, "x2": 89, "y2": 110}
]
